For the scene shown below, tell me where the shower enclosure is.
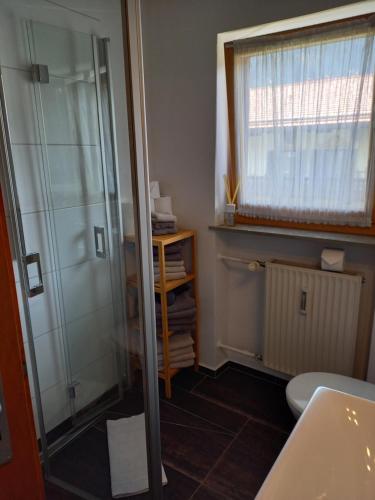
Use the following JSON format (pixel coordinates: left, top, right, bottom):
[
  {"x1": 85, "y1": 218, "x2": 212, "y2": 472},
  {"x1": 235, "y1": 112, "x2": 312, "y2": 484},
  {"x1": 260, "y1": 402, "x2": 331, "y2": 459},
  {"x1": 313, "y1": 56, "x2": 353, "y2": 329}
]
[{"x1": 0, "y1": 8, "x2": 161, "y2": 499}]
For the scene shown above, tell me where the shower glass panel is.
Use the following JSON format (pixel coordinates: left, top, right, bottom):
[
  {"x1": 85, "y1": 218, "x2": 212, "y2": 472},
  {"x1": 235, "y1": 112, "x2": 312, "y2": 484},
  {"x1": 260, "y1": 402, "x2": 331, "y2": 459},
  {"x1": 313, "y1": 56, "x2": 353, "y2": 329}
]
[
  {"x1": 0, "y1": 11, "x2": 161, "y2": 497},
  {"x1": 27, "y1": 21, "x2": 121, "y2": 430}
]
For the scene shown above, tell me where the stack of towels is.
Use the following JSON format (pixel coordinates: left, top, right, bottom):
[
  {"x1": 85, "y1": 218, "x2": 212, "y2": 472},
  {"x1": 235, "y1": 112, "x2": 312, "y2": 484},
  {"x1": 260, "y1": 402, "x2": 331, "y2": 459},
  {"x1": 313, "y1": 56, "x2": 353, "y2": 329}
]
[
  {"x1": 150, "y1": 181, "x2": 178, "y2": 235},
  {"x1": 157, "y1": 333, "x2": 195, "y2": 370},
  {"x1": 152, "y1": 212, "x2": 177, "y2": 235},
  {"x1": 153, "y1": 242, "x2": 187, "y2": 283},
  {"x1": 155, "y1": 286, "x2": 196, "y2": 334}
]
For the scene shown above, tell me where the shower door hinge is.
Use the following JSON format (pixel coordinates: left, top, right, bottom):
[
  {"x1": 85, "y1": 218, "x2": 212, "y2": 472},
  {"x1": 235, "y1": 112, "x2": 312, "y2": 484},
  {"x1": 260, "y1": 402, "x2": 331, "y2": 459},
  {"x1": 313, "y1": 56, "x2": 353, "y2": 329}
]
[
  {"x1": 31, "y1": 64, "x2": 49, "y2": 83},
  {"x1": 67, "y1": 382, "x2": 80, "y2": 400}
]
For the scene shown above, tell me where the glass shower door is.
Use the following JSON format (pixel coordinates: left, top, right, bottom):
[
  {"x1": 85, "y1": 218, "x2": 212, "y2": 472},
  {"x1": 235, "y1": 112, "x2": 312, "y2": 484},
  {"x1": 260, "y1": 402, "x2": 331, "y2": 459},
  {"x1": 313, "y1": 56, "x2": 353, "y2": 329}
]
[
  {"x1": 0, "y1": 7, "x2": 162, "y2": 497},
  {"x1": 27, "y1": 21, "x2": 122, "y2": 424}
]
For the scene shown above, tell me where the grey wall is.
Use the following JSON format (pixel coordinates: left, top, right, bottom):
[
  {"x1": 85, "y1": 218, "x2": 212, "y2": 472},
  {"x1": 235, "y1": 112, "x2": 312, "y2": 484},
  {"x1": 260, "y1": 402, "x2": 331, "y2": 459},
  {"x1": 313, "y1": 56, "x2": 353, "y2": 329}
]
[{"x1": 141, "y1": 0, "x2": 375, "y2": 377}]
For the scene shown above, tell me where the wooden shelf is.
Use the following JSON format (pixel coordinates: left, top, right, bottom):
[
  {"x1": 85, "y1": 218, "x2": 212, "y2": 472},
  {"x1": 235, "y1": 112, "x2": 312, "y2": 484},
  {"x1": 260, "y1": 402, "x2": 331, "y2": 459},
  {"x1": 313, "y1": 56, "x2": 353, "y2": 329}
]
[
  {"x1": 151, "y1": 230, "x2": 195, "y2": 246},
  {"x1": 154, "y1": 273, "x2": 195, "y2": 293},
  {"x1": 126, "y1": 229, "x2": 195, "y2": 247},
  {"x1": 158, "y1": 367, "x2": 181, "y2": 380},
  {"x1": 127, "y1": 272, "x2": 195, "y2": 293},
  {"x1": 127, "y1": 229, "x2": 199, "y2": 399}
]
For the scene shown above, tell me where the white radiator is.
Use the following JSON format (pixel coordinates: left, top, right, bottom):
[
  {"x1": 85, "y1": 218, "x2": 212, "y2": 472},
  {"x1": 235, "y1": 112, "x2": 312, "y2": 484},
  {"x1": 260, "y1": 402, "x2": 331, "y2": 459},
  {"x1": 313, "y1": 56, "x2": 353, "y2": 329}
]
[{"x1": 264, "y1": 262, "x2": 362, "y2": 376}]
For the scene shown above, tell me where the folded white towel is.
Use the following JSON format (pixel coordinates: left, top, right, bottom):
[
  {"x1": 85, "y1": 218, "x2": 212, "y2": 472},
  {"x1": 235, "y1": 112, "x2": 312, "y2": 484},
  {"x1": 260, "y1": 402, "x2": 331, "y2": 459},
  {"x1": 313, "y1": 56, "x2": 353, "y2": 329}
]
[
  {"x1": 154, "y1": 196, "x2": 173, "y2": 215},
  {"x1": 157, "y1": 333, "x2": 193, "y2": 353},
  {"x1": 157, "y1": 345, "x2": 194, "y2": 361},
  {"x1": 151, "y1": 211, "x2": 177, "y2": 223},
  {"x1": 154, "y1": 266, "x2": 186, "y2": 274},
  {"x1": 169, "y1": 358, "x2": 195, "y2": 369},
  {"x1": 153, "y1": 260, "x2": 184, "y2": 267}
]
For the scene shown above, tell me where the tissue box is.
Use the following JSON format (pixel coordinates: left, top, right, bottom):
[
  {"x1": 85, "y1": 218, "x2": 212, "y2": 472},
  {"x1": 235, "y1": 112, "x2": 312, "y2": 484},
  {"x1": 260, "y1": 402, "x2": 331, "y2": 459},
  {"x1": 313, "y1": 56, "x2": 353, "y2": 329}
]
[{"x1": 321, "y1": 248, "x2": 345, "y2": 272}]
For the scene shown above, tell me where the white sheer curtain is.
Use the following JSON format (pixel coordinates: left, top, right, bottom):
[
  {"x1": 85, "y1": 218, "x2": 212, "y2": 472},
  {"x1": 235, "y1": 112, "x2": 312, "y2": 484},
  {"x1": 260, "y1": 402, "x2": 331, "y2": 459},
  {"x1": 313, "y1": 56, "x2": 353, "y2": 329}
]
[{"x1": 234, "y1": 21, "x2": 375, "y2": 226}]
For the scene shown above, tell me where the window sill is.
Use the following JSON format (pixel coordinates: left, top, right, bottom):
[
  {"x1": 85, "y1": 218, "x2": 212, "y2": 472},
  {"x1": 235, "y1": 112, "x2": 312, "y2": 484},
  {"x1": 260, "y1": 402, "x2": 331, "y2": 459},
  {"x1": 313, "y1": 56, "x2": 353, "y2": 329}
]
[{"x1": 209, "y1": 224, "x2": 375, "y2": 246}]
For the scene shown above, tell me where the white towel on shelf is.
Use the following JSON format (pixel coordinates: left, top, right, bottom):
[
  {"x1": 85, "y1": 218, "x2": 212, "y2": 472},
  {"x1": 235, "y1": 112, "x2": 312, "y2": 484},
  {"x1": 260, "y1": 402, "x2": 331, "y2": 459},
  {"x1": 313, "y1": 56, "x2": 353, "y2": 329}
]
[
  {"x1": 157, "y1": 345, "x2": 194, "y2": 362},
  {"x1": 158, "y1": 355, "x2": 195, "y2": 370},
  {"x1": 151, "y1": 212, "x2": 177, "y2": 223},
  {"x1": 170, "y1": 358, "x2": 195, "y2": 369},
  {"x1": 159, "y1": 360, "x2": 195, "y2": 370},
  {"x1": 157, "y1": 333, "x2": 193, "y2": 353},
  {"x1": 107, "y1": 414, "x2": 167, "y2": 498},
  {"x1": 154, "y1": 196, "x2": 173, "y2": 215},
  {"x1": 154, "y1": 265, "x2": 186, "y2": 274},
  {"x1": 153, "y1": 260, "x2": 185, "y2": 267}
]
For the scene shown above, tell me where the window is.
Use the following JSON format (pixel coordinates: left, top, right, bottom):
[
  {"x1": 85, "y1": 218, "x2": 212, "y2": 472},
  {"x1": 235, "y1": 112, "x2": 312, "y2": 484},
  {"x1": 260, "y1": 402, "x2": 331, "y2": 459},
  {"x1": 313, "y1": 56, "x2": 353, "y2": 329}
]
[{"x1": 225, "y1": 16, "x2": 375, "y2": 234}]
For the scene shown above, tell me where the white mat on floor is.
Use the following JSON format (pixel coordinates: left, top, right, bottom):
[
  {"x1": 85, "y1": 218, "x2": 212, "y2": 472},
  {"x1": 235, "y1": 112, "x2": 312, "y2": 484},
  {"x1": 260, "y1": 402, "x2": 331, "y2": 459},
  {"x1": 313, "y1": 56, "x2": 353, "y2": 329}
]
[{"x1": 107, "y1": 413, "x2": 167, "y2": 498}]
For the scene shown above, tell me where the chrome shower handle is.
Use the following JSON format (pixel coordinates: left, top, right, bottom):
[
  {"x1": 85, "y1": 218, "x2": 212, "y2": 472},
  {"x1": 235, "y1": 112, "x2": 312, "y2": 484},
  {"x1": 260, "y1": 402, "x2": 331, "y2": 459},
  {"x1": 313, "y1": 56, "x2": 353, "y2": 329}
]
[
  {"x1": 94, "y1": 226, "x2": 106, "y2": 259},
  {"x1": 23, "y1": 252, "x2": 44, "y2": 297}
]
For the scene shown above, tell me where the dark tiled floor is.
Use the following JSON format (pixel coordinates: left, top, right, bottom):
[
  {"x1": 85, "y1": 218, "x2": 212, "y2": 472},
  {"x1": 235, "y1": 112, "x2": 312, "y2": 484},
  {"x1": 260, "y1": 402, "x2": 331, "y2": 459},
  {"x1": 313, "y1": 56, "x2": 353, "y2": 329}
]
[
  {"x1": 192, "y1": 367, "x2": 295, "y2": 432},
  {"x1": 46, "y1": 366, "x2": 294, "y2": 499}
]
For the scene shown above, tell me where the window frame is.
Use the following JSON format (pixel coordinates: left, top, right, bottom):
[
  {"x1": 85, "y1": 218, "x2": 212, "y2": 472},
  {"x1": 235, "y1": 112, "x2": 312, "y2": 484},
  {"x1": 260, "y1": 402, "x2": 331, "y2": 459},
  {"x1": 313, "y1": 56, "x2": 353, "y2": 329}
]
[{"x1": 224, "y1": 14, "x2": 375, "y2": 236}]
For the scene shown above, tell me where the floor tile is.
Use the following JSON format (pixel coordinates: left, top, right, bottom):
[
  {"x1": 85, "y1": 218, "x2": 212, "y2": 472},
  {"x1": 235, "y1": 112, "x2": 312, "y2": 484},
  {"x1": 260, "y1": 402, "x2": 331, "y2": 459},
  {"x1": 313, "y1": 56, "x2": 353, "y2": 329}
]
[
  {"x1": 160, "y1": 401, "x2": 233, "y2": 480},
  {"x1": 162, "y1": 465, "x2": 200, "y2": 500},
  {"x1": 124, "y1": 465, "x2": 199, "y2": 500},
  {"x1": 108, "y1": 387, "x2": 145, "y2": 416},
  {"x1": 50, "y1": 427, "x2": 111, "y2": 498},
  {"x1": 160, "y1": 399, "x2": 233, "y2": 435},
  {"x1": 45, "y1": 465, "x2": 197, "y2": 500},
  {"x1": 227, "y1": 363, "x2": 289, "y2": 387},
  {"x1": 164, "y1": 386, "x2": 247, "y2": 435},
  {"x1": 205, "y1": 419, "x2": 288, "y2": 499},
  {"x1": 46, "y1": 367, "x2": 293, "y2": 499},
  {"x1": 160, "y1": 367, "x2": 206, "y2": 393},
  {"x1": 192, "y1": 485, "x2": 229, "y2": 499},
  {"x1": 193, "y1": 368, "x2": 295, "y2": 432},
  {"x1": 45, "y1": 482, "x2": 82, "y2": 500},
  {"x1": 49, "y1": 409, "x2": 199, "y2": 500}
]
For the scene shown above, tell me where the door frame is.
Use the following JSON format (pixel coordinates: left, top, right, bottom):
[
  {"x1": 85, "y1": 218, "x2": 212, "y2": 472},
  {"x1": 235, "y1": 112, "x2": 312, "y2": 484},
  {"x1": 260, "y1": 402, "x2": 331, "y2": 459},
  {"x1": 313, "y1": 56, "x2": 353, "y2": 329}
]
[{"x1": 122, "y1": 1, "x2": 163, "y2": 497}]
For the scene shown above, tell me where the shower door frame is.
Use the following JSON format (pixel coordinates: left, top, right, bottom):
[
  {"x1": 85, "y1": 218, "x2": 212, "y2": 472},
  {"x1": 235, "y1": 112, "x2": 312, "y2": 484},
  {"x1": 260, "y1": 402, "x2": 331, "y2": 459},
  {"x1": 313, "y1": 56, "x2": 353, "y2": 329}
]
[{"x1": 122, "y1": 0, "x2": 163, "y2": 496}]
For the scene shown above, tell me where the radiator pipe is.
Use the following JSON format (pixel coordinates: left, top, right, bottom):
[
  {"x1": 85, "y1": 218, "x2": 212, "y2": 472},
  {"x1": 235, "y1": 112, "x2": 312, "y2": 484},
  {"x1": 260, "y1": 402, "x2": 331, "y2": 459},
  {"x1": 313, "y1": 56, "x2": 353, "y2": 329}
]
[
  {"x1": 218, "y1": 342, "x2": 263, "y2": 361},
  {"x1": 218, "y1": 254, "x2": 266, "y2": 270},
  {"x1": 218, "y1": 254, "x2": 365, "y2": 283}
]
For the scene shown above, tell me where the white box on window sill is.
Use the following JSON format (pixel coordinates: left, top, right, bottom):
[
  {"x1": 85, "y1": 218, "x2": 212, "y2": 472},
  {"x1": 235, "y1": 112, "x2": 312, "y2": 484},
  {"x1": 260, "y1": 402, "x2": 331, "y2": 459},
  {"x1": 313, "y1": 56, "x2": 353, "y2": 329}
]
[{"x1": 321, "y1": 248, "x2": 345, "y2": 272}]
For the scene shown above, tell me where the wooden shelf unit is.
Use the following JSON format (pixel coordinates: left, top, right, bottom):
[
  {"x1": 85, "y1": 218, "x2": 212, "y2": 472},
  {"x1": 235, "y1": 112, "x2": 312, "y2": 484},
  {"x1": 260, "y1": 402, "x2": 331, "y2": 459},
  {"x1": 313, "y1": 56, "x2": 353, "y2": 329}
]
[
  {"x1": 127, "y1": 230, "x2": 199, "y2": 399},
  {"x1": 153, "y1": 230, "x2": 199, "y2": 398}
]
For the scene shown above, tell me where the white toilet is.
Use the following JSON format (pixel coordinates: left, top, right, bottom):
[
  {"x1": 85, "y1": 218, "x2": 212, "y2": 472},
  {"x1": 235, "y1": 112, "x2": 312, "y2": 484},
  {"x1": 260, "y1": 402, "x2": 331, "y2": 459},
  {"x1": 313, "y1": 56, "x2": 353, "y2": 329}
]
[{"x1": 286, "y1": 372, "x2": 375, "y2": 419}]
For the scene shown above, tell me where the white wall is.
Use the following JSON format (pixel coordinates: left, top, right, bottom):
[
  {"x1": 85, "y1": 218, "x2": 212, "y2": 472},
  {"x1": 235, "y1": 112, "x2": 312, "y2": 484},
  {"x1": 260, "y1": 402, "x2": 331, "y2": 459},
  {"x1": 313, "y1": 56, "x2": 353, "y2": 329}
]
[
  {"x1": 0, "y1": 0, "x2": 130, "y2": 434},
  {"x1": 141, "y1": 0, "x2": 375, "y2": 377}
]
